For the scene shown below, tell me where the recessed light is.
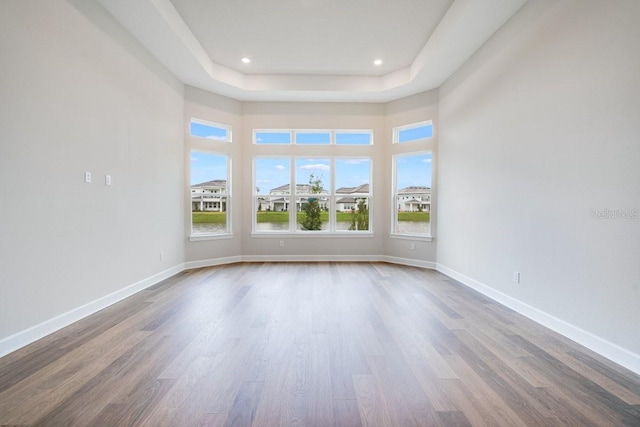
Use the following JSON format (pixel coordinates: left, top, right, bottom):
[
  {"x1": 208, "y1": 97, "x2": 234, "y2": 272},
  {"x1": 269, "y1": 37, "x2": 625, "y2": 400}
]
[
  {"x1": 242, "y1": 57, "x2": 251, "y2": 64},
  {"x1": 374, "y1": 59, "x2": 383, "y2": 66}
]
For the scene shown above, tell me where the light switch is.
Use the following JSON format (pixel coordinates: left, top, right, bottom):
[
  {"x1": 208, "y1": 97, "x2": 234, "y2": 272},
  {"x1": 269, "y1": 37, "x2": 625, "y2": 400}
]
[
  {"x1": 84, "y1": 171, "x2": 92, "y2": 183},
  {"x1": 105, "y1": 174, "x2": 112, "y2": 186}
]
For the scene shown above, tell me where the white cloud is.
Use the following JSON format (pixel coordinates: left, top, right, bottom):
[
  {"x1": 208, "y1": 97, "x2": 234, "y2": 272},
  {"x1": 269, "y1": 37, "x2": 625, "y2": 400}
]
[
  {"x1": 422, "y1": 158, "x2": 432, "y2": 163},
  {"x1": 275, "y1": 165, "x2": 285, "y2": 170},
  {"x1": 300, "y1": 164, "x2": 330, "y2": 171},
  {"x1": 206, "y1": 135, "x2": 227, "y2": 141}
]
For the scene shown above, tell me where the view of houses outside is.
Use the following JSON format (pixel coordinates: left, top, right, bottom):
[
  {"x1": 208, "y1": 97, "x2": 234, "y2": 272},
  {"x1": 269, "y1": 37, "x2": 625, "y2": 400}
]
[
  {"x1": 190, "y1": 151, "x2": 228, "y2": 234},
  {"x1": 190, "y1": 125, "x2": 432, "y2": 236},
  {"x1": 190, "y1": 154, "x2": 431, "y2": 235},
  {"x1": 253, "y1": 158, "x2": 371, "y2": 232},
  {"x1": 394, "y1": 152, "x2": 432, "y2": 235}
]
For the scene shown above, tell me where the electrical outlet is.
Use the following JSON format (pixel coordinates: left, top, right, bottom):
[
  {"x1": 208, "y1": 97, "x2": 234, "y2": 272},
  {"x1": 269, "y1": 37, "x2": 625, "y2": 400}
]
[
  {"x1": 84, "y1": 171, "x2": 92, "y2": 183},
  {"x1": 513, "y1": 272, "x2": 521, "y2": 284},
  {"x1": 279, "y1": 241, "x2": 284, "y2": 248},
  {"x1": 410, "y1": 243, "x2": 416, "y2": 250},
  {"x1": 105, "y1": 174, "x2": 112, "y2": 186}
]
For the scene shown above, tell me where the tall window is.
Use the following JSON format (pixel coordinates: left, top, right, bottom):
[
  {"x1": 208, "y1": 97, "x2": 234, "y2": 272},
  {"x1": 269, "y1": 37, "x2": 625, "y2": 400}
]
[
  {"x1": 295, "y1": 158, "x2": 331, "y2": 230},
  {"x1": 190, "y1": 151, "x2": 230, "y2": 236},
  {"x1": 189, "y1": 118, "x2": 232, "y2": 238},
  {"x1": 254, "y1": 158, "x2": 291, "y2": 232},
  {"x1": 253, "y1": 155, "x2": 372, "y2": 233},
  {"x1": 393, "y1": 152, "x2": 432, "y2": 237},
  {"x1": 335, "y1": 158, "x2": 370, "y2": 231}
]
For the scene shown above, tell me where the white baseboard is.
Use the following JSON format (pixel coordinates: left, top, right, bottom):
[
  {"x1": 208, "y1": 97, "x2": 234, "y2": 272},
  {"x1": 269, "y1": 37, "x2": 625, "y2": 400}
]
[
  {"x1": 0, "y1": 263, "x2": 184, "y2": 359},
  {"x1": 184, "y1": 255, "x2": 243, "y2": 270},
  {"x1": 184, "y1": 254, "x2": 436, "y2": 269},
  {"x1": 383, "y1": 256, "x2": 436, "y2": 270},
  {"x1": 241, "y1": 254, "x2": 385, "y2": 263},
  {"x1": 436, "y1": 263, "x2": 640, "y2": 376}
]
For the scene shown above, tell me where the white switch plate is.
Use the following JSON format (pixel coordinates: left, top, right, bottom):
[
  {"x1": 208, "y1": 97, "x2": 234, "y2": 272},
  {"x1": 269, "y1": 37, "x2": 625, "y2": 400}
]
[
  {"x1": 513, "y1": 272, "x2": 521, "y2": 284},
  {"x1": 105, "y1": 174, "x2": 112, "y2": 186},
  {"x1": 84, "y1": 171, "x2": 92, "y2": 183}
]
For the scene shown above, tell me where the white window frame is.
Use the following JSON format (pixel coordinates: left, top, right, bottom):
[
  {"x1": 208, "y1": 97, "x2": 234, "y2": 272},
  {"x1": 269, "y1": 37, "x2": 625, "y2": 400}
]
[
  {"x1": 190, "y1": 118, "x2": 232, "y2": 143},
  {"x1": 392, "y1": 120, "x2": 433, "y2": 144},
  {"x1": 391, "y1": 151, "x2": 432, "y2": 241},
  {"x1": 253, "y1": 129, "x2": 373, "y2": 145},
  {"x1": 252, "y1": 156, "x2": 373, "y2": 236}
]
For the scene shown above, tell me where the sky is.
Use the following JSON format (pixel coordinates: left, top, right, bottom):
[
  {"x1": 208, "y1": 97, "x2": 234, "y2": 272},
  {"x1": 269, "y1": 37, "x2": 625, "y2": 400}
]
[
  {"x1": 253, "y1": 155, "x2": 430, "y2": 194},
  {"x1": 397, "y1": 123, "x2": 433, "y2": 142},
  {"x1": 192, "y1": 153, "x2": 432, "y2": 192},
  {"x1": 254, "y1": 158, "x2": 379, "y2": 194},
  {"x1": 396, "y1": 153, "x2": 432, "y2": 190},
  {"x1": 191, "y1": 151, "x2": 227, "y2": 185},
  {"x1": 254, "y1": 131, "x2": 372, "y2": 145},
  {"x1": 190, "y1": 121, "x2": 228, "y2": 141}
]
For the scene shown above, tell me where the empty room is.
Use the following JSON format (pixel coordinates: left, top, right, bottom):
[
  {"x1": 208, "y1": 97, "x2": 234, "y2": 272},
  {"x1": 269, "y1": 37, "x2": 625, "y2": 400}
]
[{"x1": 1, "y1": 0, "x2": 639, "y2": 425}]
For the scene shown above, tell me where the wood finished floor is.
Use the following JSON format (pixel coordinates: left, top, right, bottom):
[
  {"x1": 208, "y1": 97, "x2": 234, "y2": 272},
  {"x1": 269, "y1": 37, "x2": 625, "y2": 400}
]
[{"x1": 1, "y1": 263, "x2": 639, "y2": 426}]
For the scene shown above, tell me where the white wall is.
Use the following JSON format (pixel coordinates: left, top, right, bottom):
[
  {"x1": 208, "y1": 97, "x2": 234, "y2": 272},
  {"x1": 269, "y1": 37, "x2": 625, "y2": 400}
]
[
  {"x1": 0, "y1": 1, "x2": 184, "y2": 345},
  {"x1": 438, "y1": 0, "x2": 640, "y2": 366}
]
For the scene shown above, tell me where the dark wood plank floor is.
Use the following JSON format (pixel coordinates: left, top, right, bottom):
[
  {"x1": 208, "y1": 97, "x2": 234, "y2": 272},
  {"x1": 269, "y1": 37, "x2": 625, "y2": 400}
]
[{"x1": 1, "y1": 262, "x2": 639, "y2": 426}]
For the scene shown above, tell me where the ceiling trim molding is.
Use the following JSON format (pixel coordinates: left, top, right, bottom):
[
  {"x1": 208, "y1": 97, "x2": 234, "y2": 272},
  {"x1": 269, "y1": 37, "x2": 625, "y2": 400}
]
[{"x1": 98, "y1": 0, "x2": 528, "y2": 102}]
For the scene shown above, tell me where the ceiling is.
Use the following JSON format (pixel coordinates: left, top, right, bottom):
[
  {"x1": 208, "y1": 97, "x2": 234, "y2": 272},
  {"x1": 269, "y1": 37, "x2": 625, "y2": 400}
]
[{"x1": 97, "y1": 0, "x2": 528, "y2": 102}]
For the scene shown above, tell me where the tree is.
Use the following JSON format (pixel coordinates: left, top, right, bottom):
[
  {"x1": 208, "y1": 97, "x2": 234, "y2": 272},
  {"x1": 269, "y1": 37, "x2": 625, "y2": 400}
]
[
  {"x1": 299, "y1": 174, "x2": 323, "y2": 230},
  {"x1": 349, "y1": 198, "x2": 369, "y2": 231}
]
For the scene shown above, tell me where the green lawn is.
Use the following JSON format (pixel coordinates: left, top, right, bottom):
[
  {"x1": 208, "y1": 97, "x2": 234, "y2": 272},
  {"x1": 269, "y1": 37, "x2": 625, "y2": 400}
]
[
  {"x1": 193, "y1": 211, "x2": 429, "y2": 224},
  {"x1": 192, "y1": 212, "x2": 226, "y2": 224},
  {"x1": 255, "y1": 211, "x2": 362, "y2": 223},
  {"x1": 397, "y1": 211, "x2": 430, "y2": 222}
]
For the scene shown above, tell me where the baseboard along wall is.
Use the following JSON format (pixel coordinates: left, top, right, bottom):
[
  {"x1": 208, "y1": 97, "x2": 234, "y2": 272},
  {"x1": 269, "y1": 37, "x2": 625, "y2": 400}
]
[{"x1": 1, "y1": 256, "x2": 637, "y2": 376}]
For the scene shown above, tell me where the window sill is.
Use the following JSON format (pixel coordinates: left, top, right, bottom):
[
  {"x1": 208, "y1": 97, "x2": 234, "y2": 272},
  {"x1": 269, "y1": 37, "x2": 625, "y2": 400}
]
[
  {"x1": 389, "y1": 233, "x2": 433, "y2": 242},
  {"x1": 251, "y1": 232, "x2": 374, "y2": 239},
  {"x1": 189, "y1": 233, "x2": 234, "y2": 242}
]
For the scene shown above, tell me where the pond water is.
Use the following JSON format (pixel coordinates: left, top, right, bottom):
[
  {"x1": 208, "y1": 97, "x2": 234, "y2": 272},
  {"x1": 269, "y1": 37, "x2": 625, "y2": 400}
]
[
  {"x1": 192, "y1": 223, "x2": 227, "y2": 234},
  {"x1": 193, "y1": 221, "x2": 429, "y2": 234}
]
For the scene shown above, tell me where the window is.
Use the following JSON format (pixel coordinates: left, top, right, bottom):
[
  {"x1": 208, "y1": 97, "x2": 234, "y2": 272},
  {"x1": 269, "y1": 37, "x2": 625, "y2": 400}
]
[
  {"x1": 335, "y1": 158, "x2": 370, "y2": 231},
  {"x1": 254, "y1": 129, "x2": 373, "y2": 145},
  {"x1": 294, "y1": 131, "x2": 331, "y2": 145},
  {"x1": 254, "y1": 158, "x2": 291, "y2": 232},
  {"x1": 190, "y1": 118, "x2": 231, "y2": 142},
  {"x1": 254, "y1": 131, "x2": 291, "y2": 145},
  {"x1": 295, "y1": 158, "x2": 331, "y2": 230},
  {"x1": 190, "y1": 151, "x2": 230, "y2": 236},
  {"x1": 253, "y1": 156, "x2": 372, "y2": 234},
  {"x1": 336, "y1": 131, "x2": 372, "y2": 145},
  {"x1": 393, "y1": 120, "x2": 433, "y2": 143},
  {"x1": 393, "y1": 152, "x2": 432, "y2": 237}
]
